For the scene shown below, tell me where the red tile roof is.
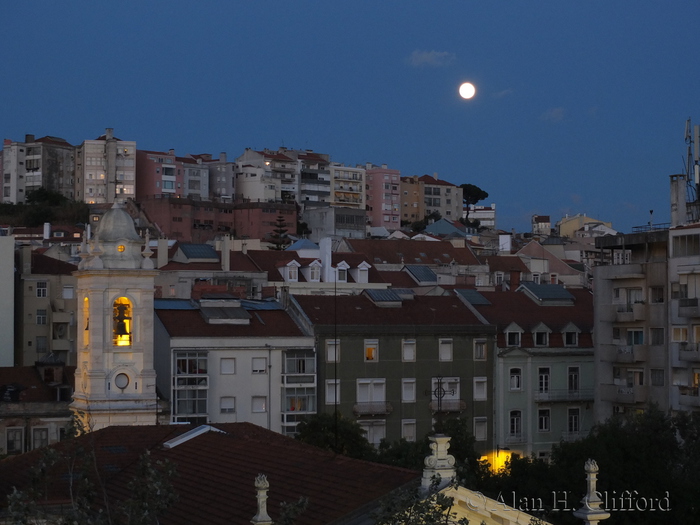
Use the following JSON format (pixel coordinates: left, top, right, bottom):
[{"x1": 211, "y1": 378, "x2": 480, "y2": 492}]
[
  {"x1": 31, "y1": 251, "x2": 78, "y2": 275},
  {"x1": 485, "y1": 255, "x2": 529, "y2": 274},
  {"x1": 293, "y1": 293, "x2": 486, "y2": 326},
  {"x1": 377, "y1": 270, "x2": 421, "y2": 288},
  {"x1": 156, "y1": 308, "x2": 305, "y2": 338},
  {"x1": 343, "y1": 239, "x2": 480, "y2": 266},
  {"x1": 0, "y1": 423, "x2": 418, "y2": 525}
]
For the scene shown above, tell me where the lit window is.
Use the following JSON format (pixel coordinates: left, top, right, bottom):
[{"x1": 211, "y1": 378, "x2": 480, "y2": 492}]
[
  {"x1": 672, "y1": 326, "x2": 689, "y2": 342},
  {"x1": 113, "y1": 297, "x2": 132, "y2": 347},
  {"x1": 365, "y1": 339, "x2": 378, "y2": 362}
]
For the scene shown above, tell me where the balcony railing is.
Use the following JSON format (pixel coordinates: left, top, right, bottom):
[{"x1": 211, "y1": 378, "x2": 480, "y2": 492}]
[
  {"x1": 616, "y1": 345, "x2": 647, "y2": 363},
  {"x1": 534, "y1": 389, "x2": 594, "y2": 402},
  {"x1": 615, "y1": 303, "x2": 645, "y2": 322},
  {"x1": 678, "y1": 297, "x2": 700, "y2": 317},
  {"x1": 353, "y1": 402, "x2": 393, "y2": 416},
  {"x1": 282, "y1": 374, "x2": 316, "y2": 385},
  {"x1": 428, "y1": 399, "x2": 466, "y2": 413},
  {"x1": 679, "y1": 343, "x2": 700, "y2": 362}
]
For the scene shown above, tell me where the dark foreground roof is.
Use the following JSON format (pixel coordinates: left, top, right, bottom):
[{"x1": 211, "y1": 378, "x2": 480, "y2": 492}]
[{"x1": 0, "y1": 423, "x2": 418, "y2": 525}]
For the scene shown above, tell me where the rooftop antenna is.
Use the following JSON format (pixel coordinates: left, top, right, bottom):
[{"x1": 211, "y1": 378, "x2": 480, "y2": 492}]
[{"x1": 684, "y1": 118, "x2": 700, "y2": 222}]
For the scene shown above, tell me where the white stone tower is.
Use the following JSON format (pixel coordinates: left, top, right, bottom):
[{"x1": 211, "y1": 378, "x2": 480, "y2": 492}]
[{"x1": 70, "y1": 203, "x2": 158, "y2": 430}]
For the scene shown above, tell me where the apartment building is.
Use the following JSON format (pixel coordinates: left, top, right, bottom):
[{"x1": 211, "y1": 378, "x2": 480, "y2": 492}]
[
  {"x1": 75, "y1": 128, "x2": 136, "y2": 204},
  {"x1": 328, "y1": 162, "x2": 364, "y2": 210},
  {"x1": 365, "y1": 164, "x2": 401, "y2": 229},
  {"x1": 2, "y1": 135, "x2": 76, "y2": 203},
  {"x1": 417, "y1": 174, "x2": 463, "y2": 220},
  {"x1": 400, "y1": 175, "x2": 425, "y2": 224},
  {"x1": 289, "y1": 291, "x2": 496, "y2": 452}
]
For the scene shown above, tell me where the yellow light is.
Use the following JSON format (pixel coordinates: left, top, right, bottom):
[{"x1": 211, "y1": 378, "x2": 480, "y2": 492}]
[{"x1": 117, "y1": 245, "x2": 125, "y2": 252}]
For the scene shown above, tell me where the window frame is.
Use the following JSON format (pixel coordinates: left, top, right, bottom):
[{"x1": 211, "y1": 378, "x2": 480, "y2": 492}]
[
  {"x1": 438, "y1": 338, "x2": 453, "y2": 362},
  {"x1": 252, "y1": 357, "x2": 267, "y2": 374},
  {"x1": 473, "y1": 340, "x2": 487, "y2": 361},
  {"x1": 538, "y1": 409, "x2": 551, "y2": 432},
  {"x1": 402, "y1": 339, "x2": 416, "y2": 362},
  {"x1": 509, "y1": 368, "x2": 522, "y2": 391},
  {"x1": 220, "y1": 396, "x2": 236, "y2": 414},
  {"x1": 364, "y1": 339, "x2": 379, "y2": 362},
  {"x1": 220, "y1": 357, "x2": 236, "y2": 375}
]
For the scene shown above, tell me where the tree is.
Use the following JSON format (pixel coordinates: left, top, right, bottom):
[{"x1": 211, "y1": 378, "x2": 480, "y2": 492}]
[
  {"x1": 269, "y1": 214, "x2": 290, "y2": 250},
  {"x1": 460, "y1": 183, "x2": 488, "y2": 222},
  {"x1": 373, "y1": 479, "x2": 469, "y2": 525},
  {"x1": 295, "y1": 412, "x2": 377, "y2": 460}
]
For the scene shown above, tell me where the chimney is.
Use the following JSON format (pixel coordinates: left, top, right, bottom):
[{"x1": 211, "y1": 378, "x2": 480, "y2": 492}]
[
  {"x1": 43, "y1": 222, "x2": 51, "y2": 240},
  {"x1": 105, "y1": 128, "x2": 114, "y2": 140},
  {"x1": 320, "y1": 237, "x2": 333, "y2": 282},
  {"x1": 433, "y1": 172, "x2": 438, "y2": 180},
  {"x1": 168, "y1": 149, "x2": 175, "y2": 156},
  {"x1": 219, "y1": 152, "x2": 227, "y2": 163},
  {"x1": 157, "y1": 237, "x2": 169, "y2": 268},
  {"x1": 510, "y1": 270, "x2": 521, "y2": 290},
  {"x1": 222, "y1": 235, "x2": 231, "y2": 272},
  {"x1": 25, "y1": 134, "x2": 35, "y2": 143},
  {"x1": 670, "y1": 174, "x2": 688, "y2": 227}
]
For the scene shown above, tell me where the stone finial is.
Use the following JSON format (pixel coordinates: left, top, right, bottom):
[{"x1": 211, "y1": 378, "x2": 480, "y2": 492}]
[
  {"x1": 251, "y1": 474, "x2": 273, "y2": 524},
  {"x1": 420, "y1": 435, "x2": 456, "y2": 495},
  {"x1": 573, "y1": 458, "x2": 610, "y2": 525},
  {"x1": 141, "y1": 230, "x2": 154, "y2": 269}
]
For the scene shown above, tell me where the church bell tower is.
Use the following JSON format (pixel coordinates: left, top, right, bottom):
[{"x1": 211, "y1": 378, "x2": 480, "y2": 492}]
[{"x1": 71, "y1": 203, "x2": 158, "y2": 430}]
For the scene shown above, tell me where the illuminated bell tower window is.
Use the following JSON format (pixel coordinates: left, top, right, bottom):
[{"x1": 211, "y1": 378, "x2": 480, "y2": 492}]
[{"x1": 113, "y1": 297, "x2": 132, "y2": 346}]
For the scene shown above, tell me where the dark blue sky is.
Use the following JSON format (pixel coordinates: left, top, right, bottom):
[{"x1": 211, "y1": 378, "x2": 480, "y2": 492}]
[{"x1": 3, "y1": 1, "x2": 699, "y2": 233}]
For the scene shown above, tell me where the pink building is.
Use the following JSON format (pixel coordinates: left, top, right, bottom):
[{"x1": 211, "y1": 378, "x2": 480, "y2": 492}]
[
  {"x1": 135, "y1": 149, "x2": 186, "y2": 200},
  {"x1": 365, "y1": 163, "x2": 401, "y2": 229}
]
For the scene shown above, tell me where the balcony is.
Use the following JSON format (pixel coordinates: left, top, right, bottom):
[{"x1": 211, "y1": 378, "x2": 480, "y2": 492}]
[
  {"x1": 353, "y1": 401, "x2": 393, "y2": 416},
  {"x1": 678, "y1": 297, "x2": 700, "y2": 317},
  {"x1": 678, "y1": 386, "x2": 700, "y2": 407},
  {"x1": 282, "y1": 374, "x2": 315, "y2": 386},
  {"x1": 615, "y1": 303, "x2": 645, "y2": 322},
  {"x1": 428, "y1": 399, "x2": 466, "y2": 413},
  {"x1": 678, "y1": 343, "x2": 700, "y2": 362},
  {"x1": 534, "y1": 389, "x2": 594, "y2": 402},
  {"x1": 601, "y1": 384, "x2": 648, "y2": 404},
  {"x1": 615, "y1": 345, "x2": 647, "y2": 363}
]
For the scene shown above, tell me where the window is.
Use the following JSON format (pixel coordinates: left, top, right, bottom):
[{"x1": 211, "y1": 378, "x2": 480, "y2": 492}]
[
  {"x1": 549, "y1": 273, "x2": 558, "y2": 285},
  {"x1": 284, "y1": 387, "x2": 315, "y2": 412},
  {"x1": 495, "y1": 272, "x2": 504, "y2": 285},
  {"x1": 36, "y1": 281, "x2": 47, "y2": 297},
  {"x1": 534, "y1": 331, "x2": 548, "y2": 346},
  {"x1": 650, "y1": 286, "x2": 664, "y2": 304},
  {"x1": 627, "y1": 329, "x2": 644, "y2": 345},
  {"x1": 6, "y1": 428, "x2": 24, "y2": 454},
  {"x1": 651, "y1": 369, "x2": 665, "y2": 387},
  {"x1": 538, "y1": 367, "x2": 550, "y2": 393},
  {"x1": 36, "y1": 309, "x2": 47, "y2": 325},
  {"x1": 309, "y1": 265, "x2": 321, "y2": 282},
  {"x1": 402, "y1": 339, "x2": 416, "y2": 362},
  {"x1": 220, "y1": 396, "x2": 236, "y2": 413},
  {"x1": 506, "y1": 331, "x2": 521, "y2": 347},
  {"x1": 358, "y1": 420, "x2": 386, "y2": 447},
  {"x1": 473, "y1": 340, "x2": 486, "y2": 361},
  {"x1": 364, "y1": 339, "x2": 378, "y2": 362},
  {"x1": 533, "y1": 273, "x2": 541, "y2": 284},
  {"x1": 694, "y1": 325, "x2": 700, "y2": 343},
  {"x1": 401, "y1": 420, "x2": 417, "y2": 442},
  {"x1": 62, "y1": 286, "x2": 74, "y2": 299},
  {"x1": 252, "y1": 357, "x2": 267, "y2": 374},
  {"x1": 287, "y1": 266, "x2": 298, "y2": 282},
  {"x1": 337, "y1": 268, "x2": 347, "y2": 282},
  {"x1": 568, "y1": 408, "x2": 580, "y2": 433},
  {"x1": 564, "y1": 331, "x2": 578, "y2": 346},
  {"x1": 220, "y1": 358, "x2": 236, "y2": 375},
  {"x1": 473, "y1": 377, "x2": 488, "y2": 401},
  {"x1": 326, "y1": 339, "x2": 340, "y2": 363},
  {"x1": 650, "y1": 328, "x2": 664, "y2": 346},
  {"x1": 357, "y1": 378, "x2": 386, "y2": 404},
  {"x1": 510, "y1": 368, "x2": 522, "y2": 391},
  {"x1": 672, "y1": 327, "x2": 689, "y2": 342},
  {"x1": 284, "y1": 352, "x2": 315, "y2": 375},
  {"x1": 509, "y1": 410, "x2": 522, "y2": 436},
  {"x1": 538, "y1": 409, "x2": 551, "y2": 432},
  {"x1": 252, "y1": 396, "x2": 267, "y2": 413},
  {"x1": 174, "y1": 389, "x2": 207, "y2": 422},
  {"x1": 402, "y1": 378, "x2": 416, "y2": 403},
  {"x1": 113, "y1": 297, "x2": 132, "y2": 347},
  {"x1": 473, "y1": 417, "x2": 488, "y2": 441},
  {"x1": 439, "y1": 338, "x2": 453, "y2": 362},
  {"x1": 431, "y1": 377, "x2": 460, "y2": 404},
  {"x1": 626, "y1": 369, "x2": 644, "y2": 387},
  {"x1": 568, "y1": 367, "x2": 580, "y2": 391},
  {"x1": 325, "y1": 379, "x2": 340, "y2": 405}
]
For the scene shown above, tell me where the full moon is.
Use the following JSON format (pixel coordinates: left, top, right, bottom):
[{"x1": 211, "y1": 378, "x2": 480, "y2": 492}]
[{"x1": 459, "y1": 82, "x2": 476, "y2": 99}]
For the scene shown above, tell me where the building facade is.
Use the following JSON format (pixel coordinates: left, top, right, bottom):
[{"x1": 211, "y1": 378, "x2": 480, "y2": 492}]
[{"x1": 365, "y1": 164, "x2": 401, "y2": 229}]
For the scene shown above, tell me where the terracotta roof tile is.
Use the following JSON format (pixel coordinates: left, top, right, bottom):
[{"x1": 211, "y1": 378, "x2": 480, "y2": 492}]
[
  {"x1": 343, "y1": 239, "x2": 480, "y2": 266},
  {"x1": 156, "y1": 308, "x2": 305, "y2": 338}
]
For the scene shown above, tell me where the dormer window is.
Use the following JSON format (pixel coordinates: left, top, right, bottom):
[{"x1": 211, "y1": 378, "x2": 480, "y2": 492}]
[
  {"x1": 309, "y1": 265, "x2": 320, "y2": 282},
  {"x1": 337, "y1": 268, "x2": 347, "y2": 282},
  {"x1": 507, "y1": 331, "x2": 521, "y2": 347},
  {"x1": 534, "y1": 331, "x2": 548, "y2": 346},
  {"x1": 288, "y1": 266, "x2": 298, "y2": 282}
]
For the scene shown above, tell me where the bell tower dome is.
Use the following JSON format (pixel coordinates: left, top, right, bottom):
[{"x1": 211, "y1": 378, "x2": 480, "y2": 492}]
[{"x1": 71, "y1": 203, "x2": 158, "y2": 430}]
